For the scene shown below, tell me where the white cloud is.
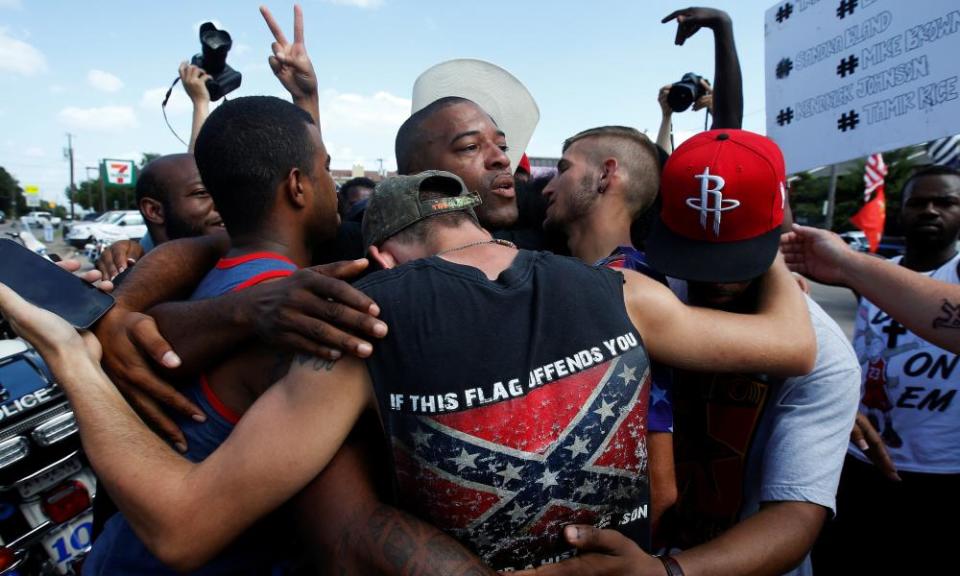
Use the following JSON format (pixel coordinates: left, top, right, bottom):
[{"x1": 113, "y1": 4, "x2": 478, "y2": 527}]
[
  {"x1": 24, "y1": 146, "x2": 44, "y2": 157},
  {"x1": 0, "y1": 0, "x2": 22, "y2": 9},
  {"x1": 325, "y1": 0, "x2": 384, "y2": 9},
  {"x1": 49, "y1": 84, "x2": 65, "y2": 93},
  {"x1": 321, "y1": 89, "x2": 409, "y2": 128},
  {"x1": 87, "y1": 69, "x2": 124, "y2": 93},
  {"x1": 318, "y1": 89, "x2": 408, "y2": 170},
  {"x1": 58, "y1": 106, "x2": 138, "y2": 132},
  {"x1": 140, "y1": 86, "x2": 192, "y2": 116},
  {"x1": 0, "y1": 28, "x2": 46, "y2": 75}
]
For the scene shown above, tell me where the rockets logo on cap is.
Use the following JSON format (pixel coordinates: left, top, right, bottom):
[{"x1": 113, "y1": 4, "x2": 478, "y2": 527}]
[
  {"x1": 645, "y1": 129, "x2": 788, "y2": 283},
  {"x1": 685, "y1": 167, "x2": 741, "y2": 236}
]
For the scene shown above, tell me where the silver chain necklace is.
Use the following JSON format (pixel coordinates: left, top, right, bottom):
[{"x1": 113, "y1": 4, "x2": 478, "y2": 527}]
[{"x1": 435, "y1": 238, "x2": 517, "y2": 257}]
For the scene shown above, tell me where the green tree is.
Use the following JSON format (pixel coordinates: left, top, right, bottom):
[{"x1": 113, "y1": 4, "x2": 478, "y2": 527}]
[
  {"x1": 789, "y1": 146, "x2": 921, "y2": 236},
  {"x1": 0, "y1": 166, "x2": 25, "y2": 218}
]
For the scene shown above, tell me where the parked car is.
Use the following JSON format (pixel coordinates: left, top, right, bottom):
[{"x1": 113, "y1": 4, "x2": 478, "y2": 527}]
[
  {"x1": 839, "y1": 231, "x2": 869, "y2": 252},
  {"x1": 20, "y1": 212, "x2": 61, "y2": 229},
  {"x1": 877, "y1": 236, "x2": 906, "y2": 258},
  {"x1": 65, "y1": 211, "x2": 135, "y2": 248},
  {"x1": 0, "y1": 210, "x2": 6, "y2": 224}
]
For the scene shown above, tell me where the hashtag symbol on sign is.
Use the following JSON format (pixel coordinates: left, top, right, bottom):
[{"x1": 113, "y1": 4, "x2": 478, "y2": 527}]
[
  {"x1": 775, "y1": 3, "x2": 793, "y2": 23},
  {"x1": 836, "y1": 54, "x2": 859, "y2": 78},
  {"x1": 836, "y1": 0, "x2": 857, "y2": 19},
  {"x1": 775, "y1": 58, "x2": 794, "y2": 79},
  {"x1": 777, "y1": 108, "x2": 794, "y2": 126},
  {"x1": 837, "y1": 110, "x2": 860, "y2": 132}
]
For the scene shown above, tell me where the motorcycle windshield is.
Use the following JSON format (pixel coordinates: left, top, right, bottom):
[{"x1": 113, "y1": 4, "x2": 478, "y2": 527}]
[{"x1": 0, "y1": 358, "x2": 54, "y2": 422}]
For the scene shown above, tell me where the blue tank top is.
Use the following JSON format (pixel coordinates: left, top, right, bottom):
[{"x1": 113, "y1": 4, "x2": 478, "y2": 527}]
[{"x1": 85, "y1": 252, "x2": 297, "y2": 576}]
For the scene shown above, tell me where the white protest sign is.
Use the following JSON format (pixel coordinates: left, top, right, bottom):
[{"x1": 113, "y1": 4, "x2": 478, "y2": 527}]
[
  {"x1": 765, "y1": 0, "x2": 960, "y2": 174},
  {"x1": 104, "y1": 159, "x2": 136, "y2": 186}
]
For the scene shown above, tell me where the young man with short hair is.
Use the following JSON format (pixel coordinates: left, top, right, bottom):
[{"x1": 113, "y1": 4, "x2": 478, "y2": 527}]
[{"x1": 0, "y1": 166, "x2": 816, "y2": 573}]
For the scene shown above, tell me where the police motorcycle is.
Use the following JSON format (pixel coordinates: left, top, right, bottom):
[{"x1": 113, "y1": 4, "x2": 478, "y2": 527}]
[{"x1": 0, "y1": 288, "x2": 96, "y2": 574}]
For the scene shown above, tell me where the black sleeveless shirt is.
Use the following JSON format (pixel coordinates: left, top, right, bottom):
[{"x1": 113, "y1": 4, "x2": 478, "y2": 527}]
[{"x1": 355, "y1": 250, "x2": 653, "y2": 570}]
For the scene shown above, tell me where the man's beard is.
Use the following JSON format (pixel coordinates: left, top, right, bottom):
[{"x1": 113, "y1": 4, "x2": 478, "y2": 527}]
[{"x1": 163, "y1": 205, "x2": 209, "y2": 240}]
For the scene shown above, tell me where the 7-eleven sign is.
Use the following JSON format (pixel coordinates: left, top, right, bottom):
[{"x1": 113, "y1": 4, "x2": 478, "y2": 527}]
[{"x1": 102, "y1": 159, "x2": 136, "y2": 186}]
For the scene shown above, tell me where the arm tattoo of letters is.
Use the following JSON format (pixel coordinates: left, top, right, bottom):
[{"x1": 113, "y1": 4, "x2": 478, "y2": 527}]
[
  {"x1": 933, "y1": 300, "x2": 960, "y2": 331},
  {"x1": 293, "y1": 352, "x2": 338, "y2": 372}
]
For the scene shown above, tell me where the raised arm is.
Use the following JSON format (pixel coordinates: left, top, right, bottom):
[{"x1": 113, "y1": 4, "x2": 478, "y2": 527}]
[
  {"x1": 656, "y1": 85, "x2": 675, "y2": 154},
  {"x1": 662, "y1": 7, "x2": 742, "y2": 129},
  {"x1": 783, "y1": 223, "x2": 960, "y2": 353},
  {"x1": 624, "y1": 256, "x2": 816, "y2": 376},
  {"x1": 179, "y1": 61, "x2": 212, "y2": 153},
  {"x1": 0, "y1": 284, "x2": 375, "y2": 574},
  {"x1": 261, "y1": 4, "x2": 320, "y2": 124}
]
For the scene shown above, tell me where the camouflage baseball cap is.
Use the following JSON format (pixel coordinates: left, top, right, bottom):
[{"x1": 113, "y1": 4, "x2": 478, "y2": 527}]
[{"x1": 362, "y1": 170, "x2": 481, "y2": 249}]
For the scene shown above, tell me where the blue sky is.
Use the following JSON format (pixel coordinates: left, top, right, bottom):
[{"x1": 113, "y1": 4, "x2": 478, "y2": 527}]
[{"x1": 0, "y1": 0, "x2": 769, "y2": 206}]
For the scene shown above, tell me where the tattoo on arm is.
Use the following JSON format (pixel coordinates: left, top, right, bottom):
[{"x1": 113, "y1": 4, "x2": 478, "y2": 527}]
[
  {"x1": 293, "y1": 352, "x2": 338, "y2": 372},
  {"x1": 335, "y1": 504, "x2": 493, "y2": 576},
  {"x1": 933, "y1": 300, "x2": 960, "y2": 330}
]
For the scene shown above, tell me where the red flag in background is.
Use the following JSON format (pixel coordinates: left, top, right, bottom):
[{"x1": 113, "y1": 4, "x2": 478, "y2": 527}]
[{"x1": 850, "y1": 153, "x2": 887, "y2": 252}]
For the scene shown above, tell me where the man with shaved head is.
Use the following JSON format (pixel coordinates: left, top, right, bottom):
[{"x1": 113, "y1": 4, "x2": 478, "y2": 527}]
[
  {"x1": 95, "y1": 154, "x2": 224, "y2": 279},
  {"x1": 137, "y1": 154, "x2": 224, "y2": 245}
]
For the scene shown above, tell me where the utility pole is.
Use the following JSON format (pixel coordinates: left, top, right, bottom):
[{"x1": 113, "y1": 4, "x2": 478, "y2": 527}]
[
  {"x1": 64, "y1": 133, "x2": 76, "y2": 220},
  {"x1": 825, "y1": 164, "x2": 839, "y2": 230}
]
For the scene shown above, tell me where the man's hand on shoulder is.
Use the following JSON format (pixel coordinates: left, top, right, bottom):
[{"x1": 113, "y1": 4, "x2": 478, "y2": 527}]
[
  {"x1": 781, "y1": 223, "x2": 857, "y2": 286},
  {"x1": 95, "y1": 239, "x2": 144, "y2": 281},
  {"x1": 93, "y1": 304, "x2": 205, "y2": 452},
  {"x1": 243, "y1": 259, "x2": 388, "y2": 360}
]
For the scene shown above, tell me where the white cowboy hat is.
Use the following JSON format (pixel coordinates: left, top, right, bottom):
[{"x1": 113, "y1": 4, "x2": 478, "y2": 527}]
[{"x1": 411, "y1": 58, "x2": 540, "y2": 171}]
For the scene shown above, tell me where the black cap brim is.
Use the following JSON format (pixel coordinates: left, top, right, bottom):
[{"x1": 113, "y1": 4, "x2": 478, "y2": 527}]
[{"x1": 645, "y1": 218, "x2": 782, "y2": 283}]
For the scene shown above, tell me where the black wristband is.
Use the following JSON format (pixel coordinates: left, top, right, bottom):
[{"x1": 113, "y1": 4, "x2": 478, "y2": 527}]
[{"x1": 657, "y1": 554, "x2": 686, "y2": 576}]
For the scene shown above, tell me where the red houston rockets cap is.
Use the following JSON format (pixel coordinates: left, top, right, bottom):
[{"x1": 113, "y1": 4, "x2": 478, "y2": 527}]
[{"x1": 646, "y1": 129, "x2": 787, "y2": 283}]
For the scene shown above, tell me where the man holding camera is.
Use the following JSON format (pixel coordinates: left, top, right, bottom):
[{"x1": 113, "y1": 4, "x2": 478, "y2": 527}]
[{"x1": 655, "y1": 7, "x2": 741, "y2": 155}]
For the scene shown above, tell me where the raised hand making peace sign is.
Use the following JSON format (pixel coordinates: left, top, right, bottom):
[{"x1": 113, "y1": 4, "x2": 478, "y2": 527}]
[{"x1": 260, "y1": 4, "x2": 320, "y2": 122}]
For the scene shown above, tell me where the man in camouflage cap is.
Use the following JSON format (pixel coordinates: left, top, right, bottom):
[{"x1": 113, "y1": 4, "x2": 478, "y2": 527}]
[{"x1": 8, "y1": 170, "x2": 816, "y2": 572}]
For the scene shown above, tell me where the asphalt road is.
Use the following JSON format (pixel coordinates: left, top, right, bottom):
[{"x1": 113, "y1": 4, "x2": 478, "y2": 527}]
[{"x1": 808, "y1": 280, "x2": 858, "y2": 341}]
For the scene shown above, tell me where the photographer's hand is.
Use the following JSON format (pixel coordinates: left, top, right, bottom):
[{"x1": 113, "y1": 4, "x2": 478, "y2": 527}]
[
  {"x1": 260, "y1": 4, "x2": 320, "y2": 124},
  {"x1": 692, "y1": 78, "x2": 714, "y2": 113},
  {"x1": 656, "y1": 84, "x2": 674, "y2": 153},
  {"x1": 180, "y1": 62, "x2": 211, "y2": 103},
  {"x1": 179, "y1": 62, "x2": 211, "y2": 153}
]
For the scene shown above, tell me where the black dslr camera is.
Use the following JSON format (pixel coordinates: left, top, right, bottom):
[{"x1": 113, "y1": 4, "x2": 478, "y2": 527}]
[
  {"x1": 667, "y1": 72, "x2": 707, "y2": 113},
  {"x1": 191, "y1": 22, "x2": 242, "y2": 101}
]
